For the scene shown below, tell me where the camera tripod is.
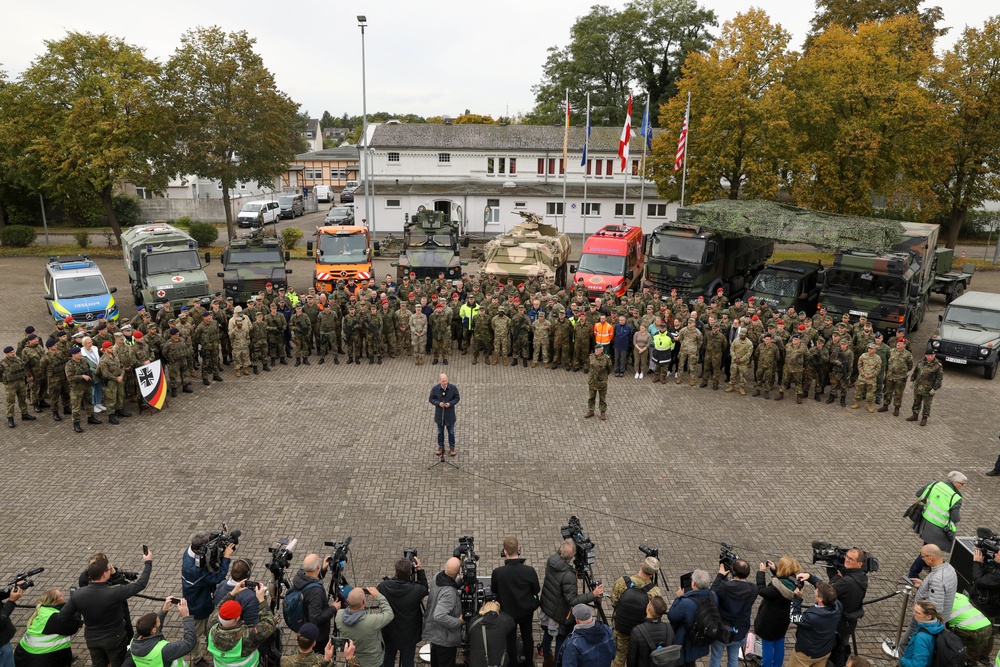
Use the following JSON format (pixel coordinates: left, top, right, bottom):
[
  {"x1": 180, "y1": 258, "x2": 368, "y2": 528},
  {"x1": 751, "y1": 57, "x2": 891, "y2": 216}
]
[
  {"x1": 427, "y1": 410, "x2": 459, "y2": 470},
  {"x1": 579, "y1": 569, "x2": 608, "y2": 624}
]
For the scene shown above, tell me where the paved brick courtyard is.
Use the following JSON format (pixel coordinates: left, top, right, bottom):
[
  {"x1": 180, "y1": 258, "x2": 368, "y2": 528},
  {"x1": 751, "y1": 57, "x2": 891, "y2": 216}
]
[{"x1": 2, "y1": 255, "x2": 999, "y2": 666}]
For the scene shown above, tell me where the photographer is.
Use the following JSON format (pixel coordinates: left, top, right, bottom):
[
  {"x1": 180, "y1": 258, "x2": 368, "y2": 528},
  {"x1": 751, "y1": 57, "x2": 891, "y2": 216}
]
[
  {"x1": 59, "y1": 547, "x2": 153, "y2": 667},
  {"x1": 490, "y1": 536, "x2": 540, "y2": 667},
  {"x1": 287, "y1": 624, "x2": 356, "y2": 667},
  {"x1": 377, "y1": 558, "x2": 428, "y2": 667},
  {"x1": 667, "y1": 570, "x2": 716, "y2": 667},
  {"x1": 626, "y1": 596, "x2": 672, "y2": 667},
  {"x1": 754, "y1": 558, "x2": 802, "y2": 667},
  {"x1": 208, "y1": 582, "x2": 275, "y2": 667},
  {"x1": 335, "y1": 587, "x2": 395, "y2": 667},
  {"x1": 788, "y1": 582, "x2": 841, "y2": 667},
  {"x1": 610, "y1": 557, "x2": 661, "y2": 667},
  {"x1": 1, "y1": 583, "x2": 24, "y2": 667},
  {"x1": 709, "y1": 560, "x2": 756, "y2": 667},
  {"x1": 293, "y1": 554, "x2": 339, "y2": 653},
  {"x1": 540, "y1": 540, "x2": 605, "y2": 667},
  {"x1": 466, "y1": 601, "x2": 515, "y2": 667},
  {"x1": 14, "y1": 588, "x2": 81, "y2": 667},
  {"x1": 797, "y1": 549, "x2": 868, "y2": 667},
  {"x1": 213, "y1": 559, "x2": 260, "y2": 625},
  {"x1": 77, "y1": 553, "x2": 137, "y2": 641},
  {"x1": 971, "y1": 546, "x2": 1000, "y2": 621},
  {"x1": 122, "y1": 598, "x2": 196, "y2": 667},
  {"x1": 422, "y1": 557, "x2": 464, "y2": 667},
  {"x1": 182, "y1": 532, "x2": 236, "y2": 665}
]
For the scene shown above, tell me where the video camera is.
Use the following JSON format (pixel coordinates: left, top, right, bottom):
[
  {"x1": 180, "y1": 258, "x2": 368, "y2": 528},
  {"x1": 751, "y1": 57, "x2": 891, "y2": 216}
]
[
  {"x1": 324, "y1": 537, "x2": 352, "y2": 604},
  {"x1": 975, "y1": 528, "x2": 1000, "y2": 563},
  {"x1": 719, "y1": 543, "x2": 739, "y2": 571},
  {"x1": 0, "y1": 568, "x2": 44, "y2": 601},
  {"x1": 404, "y1": 548, "x2": 419, "y2": 582},
  {"x1": 115, "y1": 569, "x2": 139, "y2": 582},
  {"x1": 453, "y1": 536, "x2": 487, "y2": 620},
  {"x1": 266, "y1": 538, "x2": 297, "y2": 576},
  {"x1": 561, "y1": 516, "x2": 597, "y2": 579},
  {"x1": 195, "y1": 524, "x2": 241, "y2": 572},
  {"x1": 811, "y1": 541, "x2": 879, "y2": 574}
]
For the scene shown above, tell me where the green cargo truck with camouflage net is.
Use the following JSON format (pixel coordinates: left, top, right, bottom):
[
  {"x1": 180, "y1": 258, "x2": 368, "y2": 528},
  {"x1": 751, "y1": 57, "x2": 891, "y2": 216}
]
[
  {"x1": 391, "y1": 208, "x2": 468, "y2": 283},
  {"x1": 481, "y1": 211, "x2": 572, "y2": 286},
  {"x1": 212, "y1": 227, "x2": 292, "y2": 306}
]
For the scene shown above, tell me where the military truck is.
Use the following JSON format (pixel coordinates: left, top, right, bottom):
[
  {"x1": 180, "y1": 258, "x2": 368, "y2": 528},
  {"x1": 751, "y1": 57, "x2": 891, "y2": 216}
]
[
  {"x1": 929, "y1": 247, "x2": 975, "y2": 303},
  {"x1": 481, "y1": 211, "x2": 572, "y2": 286},
  {"x1": 121, "y1": 223, "x2": 212, "y2": 311},
  {"x1": 212, "y1": 227, "x2": 292, "y2": 305},
  {"x1": 744, "y1": 260, "x2": 823, "y2": 316},
  {"x1": 927, "y1": 291, "x2": 1000, "y2": 379},
  {"x1": 643, "y1": 220, "x2": 773, "y2": 303},
  {"x1": 819, "y1": 222, "x2": 939, "y2": 334},
  {"x1": 391, "y1": 207, "x2": 468, "y2": 283}
]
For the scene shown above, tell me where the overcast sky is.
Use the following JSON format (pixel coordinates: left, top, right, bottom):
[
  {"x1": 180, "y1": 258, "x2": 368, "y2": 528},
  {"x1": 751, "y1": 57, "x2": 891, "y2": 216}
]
[{"x1": 2, "y1": 1, "x2": 995, "y2": 122}]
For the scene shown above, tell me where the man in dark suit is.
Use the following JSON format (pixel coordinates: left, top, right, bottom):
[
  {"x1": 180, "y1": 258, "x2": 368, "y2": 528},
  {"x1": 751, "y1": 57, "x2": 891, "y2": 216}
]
[{"x1": 429, "y1": 374, "x2": 460, "y2": 456}]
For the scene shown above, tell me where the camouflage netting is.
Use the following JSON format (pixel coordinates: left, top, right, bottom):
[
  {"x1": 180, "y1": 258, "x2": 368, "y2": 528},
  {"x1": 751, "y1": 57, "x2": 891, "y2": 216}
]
[{"x1": 676, "y1": 200, "x2": 906, "y2": 253}]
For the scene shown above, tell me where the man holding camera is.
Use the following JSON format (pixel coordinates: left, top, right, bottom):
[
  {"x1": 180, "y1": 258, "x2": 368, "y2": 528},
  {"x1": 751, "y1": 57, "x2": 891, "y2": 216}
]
[
  {"x1": 122, "y1": 598, "x2": 196, "y2": 667},
  {"x1": 182, "y1": 533, "x2": 236, "y2": 665},
  {"x1": 213, "y1": 559, "x2": 260, "y2": 625},
  {"x1": 378, "y1": 557, "x2": 429, "y2": 667},
  {"x1": 293, "y1": 554, "x2": 339, "y2": 654},
  {"x1": 540, "y1": 540, "x2": 605, "y2": 667},
  {"x1": 59, "y1": 546, "x2": 153, "y2": 667},
  {"x1": 490, "y1": 536, "x2": 541, "y2": 667},
  {"x1": 208, "y1": 582, "x2": 275, "y2": 667},
  {"x1": 971, "y1": 546, "x2": 1000, "y2": 622},
  {"x1": 788, "y1": 582, "x2": 841, "y2": 667},
  {"x1": 0, "y1": 582, "x2": 25, "y2": 667},
  {"x1": 709, "y1": 560, "x2": 756, "y2": 667},
  {"x1": 797, "y1": 550, "x2": 868, "y2": 667},
  {"x1": 423, "y1": 557, "x2": 465, "y2": 667},
  {"x1": 335, "y1": 587, "x2": 395, "y2": 667},
  {"x1": 610, "y1": 557, "x2": 662, "y2": 667}
]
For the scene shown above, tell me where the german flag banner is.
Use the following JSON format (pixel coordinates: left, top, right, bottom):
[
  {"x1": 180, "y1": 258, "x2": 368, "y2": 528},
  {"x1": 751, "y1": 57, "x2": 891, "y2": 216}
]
[{"x1": 135, "y1": 360, "x2": 167, "y2": 410}]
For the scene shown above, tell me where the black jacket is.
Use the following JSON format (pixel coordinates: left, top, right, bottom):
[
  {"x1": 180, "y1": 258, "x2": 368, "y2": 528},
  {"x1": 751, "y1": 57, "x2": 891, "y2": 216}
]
[
  {"x1": 377, "y1": 570, "x2": 430, "y2": 646},
  {"x1": 1, "y1": 600, "x2": 16, "y2": 647},
  {"x1": 972, "y1": 561, "x2": 1000, "y2": 617},
  {"x1": 813, "y1": 569, "x2": 867, "y2": 624},
  {"x1": 753, "y1": 571, "x2": 796, "y2": 641},
  {"x1": 467, "y1": 610, "x2": 516, "y2": 667},
  {"x1": 59, "y1": 560, "x2": 152, "y2": 641},
  {"x1": 711, "y1": 574, "x2": 757, "y2": 641},
  {"x1": 491, "y1": 559, "x2": 541, "y2": 620},
  {"x1": 627, "y1": 618, "x2": 673, "y2": 667},
  {"x1": 540, "y1": 554, "x2": 595, "y2": 627},
  {"x1": 429, "y1": 383, "x2": 460, "y2": 425},
  {"x1": 293, "y1": 569, "x2": 335, "y2": 643}
]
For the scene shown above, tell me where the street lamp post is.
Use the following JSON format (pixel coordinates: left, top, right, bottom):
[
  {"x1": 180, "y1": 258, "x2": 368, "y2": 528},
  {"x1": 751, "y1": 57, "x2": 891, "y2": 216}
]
[{"x1": 358, "y1": 15, "x2": 373, "y2": 236}]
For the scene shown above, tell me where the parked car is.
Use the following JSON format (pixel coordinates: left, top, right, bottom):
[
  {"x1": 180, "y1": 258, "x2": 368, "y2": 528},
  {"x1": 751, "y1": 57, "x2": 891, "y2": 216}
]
[
  {"x1": 315, "y1": 185, "x2": 333, "y2": 203},
  {"x1": 236, "y1": 200, "x2": 281, "y2": 227},
  {"x1": 44, "y1": 255, "x2": 119, "y2": 325},
  {"x1": 339, "y1": 188, "x2": 355, "y2": 204},
  {"x1": 324, "y1": 206, "x2": 356, "y2": 225},
  {"x1": 278, "y1": 194, "x2": 304, "y2": 219}
]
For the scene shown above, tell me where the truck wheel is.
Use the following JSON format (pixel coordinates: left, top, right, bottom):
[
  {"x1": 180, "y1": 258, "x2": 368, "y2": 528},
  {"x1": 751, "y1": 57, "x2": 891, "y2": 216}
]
[{"x1": 986, "y1": 360, "x2": 997, "y2": 380}]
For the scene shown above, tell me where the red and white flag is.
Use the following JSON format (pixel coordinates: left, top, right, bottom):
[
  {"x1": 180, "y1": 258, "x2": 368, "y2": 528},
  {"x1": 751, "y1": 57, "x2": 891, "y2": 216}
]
[
  {"x1": 674, "y1": 96, "x2": 690, "y2": 171},
  {"x1": 619, "y1": 94, "x2": 632, "y2": 173}
]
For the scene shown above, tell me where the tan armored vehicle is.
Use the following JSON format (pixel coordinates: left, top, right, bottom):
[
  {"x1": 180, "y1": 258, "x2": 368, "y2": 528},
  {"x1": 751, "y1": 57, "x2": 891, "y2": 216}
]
[{"x1": 481, "y1": 212, "x2": 572, "y2": 286}]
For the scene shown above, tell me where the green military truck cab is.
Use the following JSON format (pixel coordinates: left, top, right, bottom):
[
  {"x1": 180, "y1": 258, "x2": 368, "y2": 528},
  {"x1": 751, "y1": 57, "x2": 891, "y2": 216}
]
[
  {"x1": 121, "y1": 223, "x2": 212, "y2": 311},
  {"x1": 744, "y1": 260, "x2": 823, "y2": 316},
  {"x1": 927, "y1": 291, "x2": 1000, "y2": 379},
  {"x1": 392, "y1": 208, "x2": 468, "y2": 283},
  {"x1": 929, "y1": 248, "x2": 975, "y2": 303},
  {"x1": 213, "y1": 230, "x2": 292, "y2": 306}
]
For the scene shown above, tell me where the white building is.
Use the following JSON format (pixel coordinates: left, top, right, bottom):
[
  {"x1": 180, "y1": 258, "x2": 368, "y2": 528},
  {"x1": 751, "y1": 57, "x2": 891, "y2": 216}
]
[{"x1": 361, "y1": 123, "x2": 678, "y2": 235}]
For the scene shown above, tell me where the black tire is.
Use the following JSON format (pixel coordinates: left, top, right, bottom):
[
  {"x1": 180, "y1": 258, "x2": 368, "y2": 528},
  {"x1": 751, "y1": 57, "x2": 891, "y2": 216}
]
[{"x1": 986, "y1": 360, "x2": 997, "y2": 380}]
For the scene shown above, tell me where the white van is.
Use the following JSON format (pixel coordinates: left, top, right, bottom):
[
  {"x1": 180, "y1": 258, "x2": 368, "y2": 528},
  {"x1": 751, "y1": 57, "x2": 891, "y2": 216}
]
[
  {"x1": 315, "y1": 185, "x2": 333, "y2": 203},
  {"x1": 236, "y1": 200, "x2": 281, "y2": 227}
]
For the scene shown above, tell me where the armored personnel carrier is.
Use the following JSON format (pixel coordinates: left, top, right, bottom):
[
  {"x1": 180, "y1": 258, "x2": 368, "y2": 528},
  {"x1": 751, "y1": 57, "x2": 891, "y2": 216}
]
[{"x1": 481, "y1": 212, "x2": 572, "y2": 286}]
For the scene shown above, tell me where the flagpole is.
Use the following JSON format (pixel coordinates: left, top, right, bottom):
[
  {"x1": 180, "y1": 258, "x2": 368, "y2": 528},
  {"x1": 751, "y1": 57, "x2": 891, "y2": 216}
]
[
  {"x1": 680, "y1": 91, "x2": 691, "y2": 208},
  {"x1": 581, "y1": 92, "x2": 590, "y2": 238},
  {"x1": 620, "y1": 94, "x2": 632, "y2": 226},
  {"x1": 561, "y1": 89, "x2": 569, "y2": 234},
  {"x1": 639, "y1": 95, "x2": 650, "y2": 229}
]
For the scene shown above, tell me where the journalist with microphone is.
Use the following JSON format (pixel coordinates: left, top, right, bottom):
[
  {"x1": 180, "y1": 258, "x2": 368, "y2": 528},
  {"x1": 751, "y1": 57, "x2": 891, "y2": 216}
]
[{"x1": 429, "y1": 374, "x2": 460, "y2": 457}]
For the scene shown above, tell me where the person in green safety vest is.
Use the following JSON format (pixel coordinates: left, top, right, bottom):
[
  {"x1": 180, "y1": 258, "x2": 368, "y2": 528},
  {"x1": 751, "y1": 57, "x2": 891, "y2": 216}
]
[
  {"x1": 123, "y1": 598, "x2": 196, "y2": 667},
  {"x1": 908, "y1": 472, "x2": 966, "y2": 580},
  {"x1": 946, "y1": 593, "x2": 994, "y2": 662},
  {"x1": 207, "y1": 582, "x2": 275, "y2": 667},
  {"x1": 13, "y1": 587, "x2": 81, "y2": 667}
]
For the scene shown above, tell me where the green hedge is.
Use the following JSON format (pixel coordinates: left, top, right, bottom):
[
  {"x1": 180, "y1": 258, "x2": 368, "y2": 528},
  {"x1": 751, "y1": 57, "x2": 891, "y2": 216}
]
[{"x1": 0, "y1": 225, "x2": 37, "y2": 247}]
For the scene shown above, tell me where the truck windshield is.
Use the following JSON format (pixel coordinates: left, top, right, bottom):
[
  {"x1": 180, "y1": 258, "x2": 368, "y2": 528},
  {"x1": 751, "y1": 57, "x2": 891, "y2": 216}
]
[
  {"x1": 578, "y1": 253, "x2": 626, "y2": 276},
  {"x1": 823, "y1": 269, "x2": 906, "y2": 300},
  {"x1": 228, "y1": 249, "x2": 283, "y2": 264},
  {"x1": 750, "y1": 273, "x2": 799, "y2": 298},
  {"x1": 411, "y1": 234, "x2": 454, "y2": 248},
  {"x1": 944, "y1": 305, "x2": 1000, "y2": 330},
  {"x1": 648, "y1": 234, "x2": 705, "y2": 263},
  {"x1": 145, "y1": 250, "x2": 202, "y2": 275},
  {"x1": 318, "y1": 234, "x2": 367, "y2": 263},
  {"x1": 55, "y1": 275, "x2": 108, "y2": 299}
]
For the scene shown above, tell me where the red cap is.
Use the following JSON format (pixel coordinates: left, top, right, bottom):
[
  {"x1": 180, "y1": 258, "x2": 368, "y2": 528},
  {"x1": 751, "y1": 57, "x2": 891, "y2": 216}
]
[
  {"x1": 747, "y1": 296, "x2": 755, "y2": 302},
  {"x1": 436, "y1": 303, "x2": 444, "y2": 309},
  {"x1": 798, "y1": 324, "x2": 806, "y2": 331},
  {"x1": 133, "y1": 331, "x2": 143, "y2": 339},
  {"x1": 751, "y1": 315, "x2": 759, "y2": 321},
  {"x1": 777, "y1": 320, "x2": 784, "y2": 325},
  {"x1": 219, "y1": 600, "x2": 242, "y2": 621},
  {"x1": 381, "y1": 299, "x2": 388, "y2": 305},
  {"x1": 64, "y1": 316, "x2": 74, "y2": 323},
  {"x1": 408, "y1": 292, "x2": 415, "y2": 298},
  {"x1": 717, "y1": 287, "x2": 724, "y2": 293},
  {"x1": 518, "y1": 283, "x2": 524, "y2": 288},
  {"x1": 451, "y1": 293, "x2": 459, "y2": 300},
  {"x1": 265, "y1": 282, "x2": 272, "y2": 287},
  {"x1": 101, "y1": 341, "x2": 113, "y2": 350}
]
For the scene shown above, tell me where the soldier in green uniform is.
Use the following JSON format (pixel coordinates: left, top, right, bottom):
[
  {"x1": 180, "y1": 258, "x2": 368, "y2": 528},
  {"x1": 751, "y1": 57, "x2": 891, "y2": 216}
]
[
  {"x1": 470, "y1": 308, "x2": 492, "y2": 365},
  {"x1": 551, "y1": 310, "x2": 573, "y2": 371},
  {"x1": 316, "y1": 306, "x2": 340, "y2": 365},
  {"x1": 872, "y1": 331, "x2": 891, "y2": 404},
  {"x1": 609, "y1": 558, "x2": 662, "y2": 667},
  {"x1": 430, "y1": 303, "x2": 451, "y2": 365},
  {"x1": 395, "y1": 303, "x2": 412, "y2": 357},
  {"x1": 572, "y1": 311, "x2": 591, "y2": 372},
  {"x1": 2, "y1": 345, "x2": 36, "y2": 428},
  {"x1": 827, "y1": 339, "x2": 853, "y2": 407},
  {"x1": 194, "y1": 311, "x2": 225, "y2": 382},
  {"x1": 410, "y1": 306, "x2": 427, "y2": 365},
  {"x1": 289, "y1": 304, "x2": 313, "y2": 366},
  {"x1": 65, "y1": 345, "x2": 98, "y2": 433},
  {"x1": 230, "y1": 316, "x2": 252, "y2": 377},
  {"x1": 675, "y1": 318, "x2": 703, "y2": 386},
  {"x1": 754, "y1": 334, "x2": 780, "y2": 398},
  {"x1": 250, "y1": 312, "x2": 271, "y2": 372},
  {"x1": 302, "y1": 295, "x2": 321, "y2": 356},
  {"x1": 532, "y1": 311, "x2": 552, "y2": 368},
  {"x1": 265, "y1": 304, "x2": 288, "y2": 366},
  {"x1": 879, "y1": 337, "x2": 913, "y2": 416},
  {"x1": 162, "y1": 328, "x2": 194, "y2": 397},
  {"x1": 851, "y1": 343, "x2": 883, "y2": 412},
  {"x1": 380, "y1": 301, "x2": 397, "y2": 358},
  {"x1": 804, "y1": 336, "x2": 829, "y2": 401},
  {"x1": 40, "y1": 338, "x2": 69, "y2": 420},
  {"x1": 96, "y1": 342, "x2": 125, "y2": 424},
  {"x1": 907, "y1": 351, "x2": 943, "y2": 426},
  {"x1": 343, "y1": 305, "x2": 360, "y2": 364},
  {"x1": 366, "y1": 304, "x2": 385, "y2": 364},
  {"x1": 510, "y1": 305, "x2": 531, "y2": 367},
  {"x1": 19, "y1": 334, "x2": 45, "y2": 413},
  {"x1": 780, "y1": 334, "x2": 807, "y2": 403},
  {"x1": 701, "y1": 323, "x2": 727, "y2": 390},
  {"x1": 726, "y1": 329, "x2": 754, "y2": 395},
  {"x1": 491, "y1": 305, "x2": 512, "y2": 365},
  {"x1": 585, "y1": 345, "x2": 613, "y2": 420}
]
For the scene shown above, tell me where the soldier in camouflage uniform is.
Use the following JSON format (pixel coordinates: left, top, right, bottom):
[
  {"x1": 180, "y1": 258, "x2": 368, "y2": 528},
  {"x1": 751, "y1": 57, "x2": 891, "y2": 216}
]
[
  {"x1": 194, "y1": 311, "x2": 225, "y2": 382},
  {"x1": 96, "y1": 343, "x2": 125, "y2": 423},
  {"x1": 355, "y1": 301, "x2": 371, "y2": 360},
  {"x1": 531, "y1": 310, "x2": 552, "y2": 368},
  {"x1": 491, "y1": 306, "x2": 512, "y2": 365},
  {"x1": 675, "y1": 318, "x2": 703, "y2": 385},
  {"x1": 754, "y1": 334, "x2": 781, "y2": 398},
  {"x1": 726, "y1": 329, "x2": 754, "y2": 395},
  {"x1": 65, "y1": 346, "x2": 98, "y2": 432},
  {"x1": 470, "y1": 308, "x2": 492, "y2": 365},
  {"x1": 609, "y1": 559, "x2": 663, "y2": 667},
  {"x1": 316, "y1": 306, "x2": 340, "y2": 365},
  {"x1": 19, "y1": 335, "x2": 45, "y2": 413},
  {"x1": 430, "y1": 303, "x2": 451, "y2": 365},
  {"x1": 827, "y1": 339, "x2": 853, "y2": 407},
  {"x1": 40, "y1": 338, "x2": 69, "y2": 420},
  {"x1": 366, "y1": 303, "x2": 385, "y2": 364},
  {"x1": 585, "y1": 345, "x2": 613, "y2": 420},
  {"x1": 265, "y1": 304, "x2": 288, "y2": 366},
  {"x1": 804, "y1": 336, "x2": 829, "y2": 401},
  {"x1": 510, "y1": 305, "x2": 531, "y2": 367},
  {"x1": 380, "y1": 301, "x2": 397, "y2": 358},
  {"x1": 250, "y1": 312, "x2": 271, "y2": 372},
  {"x1": 302, "y1": 295, "x2": 321, "y2": 356},
  {"x1": 879, "y1": 337, "x2": 913, "y2": 416},
  {"x1": 700, "y1": 323, "x2": 727, "y2": 390},
  {"x1": 162, "y1": 328, "x2": 194, "y2": 397},
  {"x1": 289, "y1": 304, "x2": 313, "y2": 366},
  {"x1": 343, "y1": 305, "x2": 361, "y2": 364},
  {"x1": 781, "y1": 335, "x2": 807, "y2": 403},
  {"x1": 551, "y1": 310, "x2": 573, "y2": 371},
  {"x1": 410, "y1": 307, "x2": 428, "y2": 365},
  {"x1": 230, "y1": 316, "x2": 252, "y2": 377},
  {"x1": 872, "y1": 331, "x2": 891, "y2": 404},
  {"x1": 395, "y1": 303, "x2": 412, "y2": 356},
  {"x1": 851, "y1": 344, "x2": 883, "y2": 412},
  {"x1": 2, "y1": 345, "x2": 35, "y2": 427},
  {"x1": 907, "y1": 352, "x2": 943, "y2": 426}
]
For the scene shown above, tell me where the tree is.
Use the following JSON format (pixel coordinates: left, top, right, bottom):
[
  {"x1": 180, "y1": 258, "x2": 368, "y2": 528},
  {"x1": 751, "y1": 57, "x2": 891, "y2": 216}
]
[
  {"x1": 810, "y1": 0, "x2": 945, "y2": 42},
  {"x1": 13, "y1": 32, "x2": 171, "y2": 241},
  {"x1": 932, "y1": 17, "x2": 1000, "y2": 248},
  {"x1": 163, "y1": 26, "x2": 305, "y2": 239},
  {"x1": 320, "y1": 110, "x2": 337, "y2": 128},
  {"x1": 649, "y1": 9, "x2": 795, "y2": 204},
  {"x1": 785, "y1": 16, "x2": 947, "y2": 219},
  {"x1": 453, "y1": 113, "x2": 497, "y2": 124}
]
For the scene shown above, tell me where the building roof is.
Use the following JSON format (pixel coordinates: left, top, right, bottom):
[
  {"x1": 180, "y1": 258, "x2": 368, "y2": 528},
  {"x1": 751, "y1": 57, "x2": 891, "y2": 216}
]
[
  {"x1": 370, "y1": 180, "x2": 659, "y2": 199},
  {"x1": 294, "y1": 147, "x2": 360, "y2": 161},
  {"x1": 370, "y1": 124, "x2": 664, "y2": 152}
]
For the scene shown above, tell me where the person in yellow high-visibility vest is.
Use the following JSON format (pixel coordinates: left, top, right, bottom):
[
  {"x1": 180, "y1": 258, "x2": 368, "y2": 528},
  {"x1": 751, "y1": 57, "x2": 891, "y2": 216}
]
[
  {"x1": 123, "y1": 598, "x2": 196, "y2": 667},
  {"x1": 946, "y1": 592, "x2": 993, "y2": 662},
  {"x1": 14, "y1": 587, "x2": 81, "y2": 667},
  {"x1": 908, "y1": 472, "x2": 966, "y2": 580}
]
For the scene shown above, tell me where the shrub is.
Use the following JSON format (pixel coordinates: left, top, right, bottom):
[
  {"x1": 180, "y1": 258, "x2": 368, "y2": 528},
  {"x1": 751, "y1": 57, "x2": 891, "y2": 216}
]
[
  {"x1": 187, "y1": 221, "x2": 219, "y2": 247},
  {"x1": 74, "y1": 230, "x2": 90, "y2": 249},
  {"x1": 0, "y1": 225, "x2": 37, "y2": 247},
  {"x1": 113, "y1": 195, "x2": 143, "y2": 227},
  {"x1": 281, "y1": 227, "x2": 303, "y2": 250},
  {"x1": 175, "y1": 216, "x2": 194, "y2": 228}
]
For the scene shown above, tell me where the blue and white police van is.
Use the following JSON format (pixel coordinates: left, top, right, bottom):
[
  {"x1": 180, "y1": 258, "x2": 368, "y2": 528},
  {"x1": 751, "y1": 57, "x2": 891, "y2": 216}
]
[{"x1": 43, "y1": 256, "x2": 119, "y2": 326}]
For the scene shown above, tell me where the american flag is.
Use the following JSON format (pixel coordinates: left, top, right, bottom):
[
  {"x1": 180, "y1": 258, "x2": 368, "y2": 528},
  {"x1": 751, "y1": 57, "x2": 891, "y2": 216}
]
[{"x1": 674, "y1": 97, "x2": 690, "y2": 172}]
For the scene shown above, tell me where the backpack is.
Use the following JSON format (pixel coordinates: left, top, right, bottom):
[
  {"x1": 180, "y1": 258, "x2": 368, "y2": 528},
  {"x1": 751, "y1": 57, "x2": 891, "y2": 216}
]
[
  {"x1": 283, "y1": 582, "x2": 323, "y2": 631},
  {"x1": 921, "y1": 627, "x2": 966, "y2": 667},
  {"x1": 614, "y1": 576, "x2": 656, "y2": 635},
  {"x1": 637, "y1": 624, "x2": 681, "y2": 667},
  {"x1": 689, "y1": 595, "x2": 732, "y2": 647}
]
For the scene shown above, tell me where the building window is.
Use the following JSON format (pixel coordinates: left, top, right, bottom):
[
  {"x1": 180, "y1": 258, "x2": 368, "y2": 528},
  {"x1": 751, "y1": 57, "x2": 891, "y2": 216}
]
[
  {"x1": 305, "y1": 168, "x2": 323, "y2": 180},
  {"x1": 438, "y1": 153, "x2": 451, "y2": 163},
  {"x1": 386, "y1": 199, "x2": 401, "y2": 208},
  {"x1": 559, "y1": 159, "x2": 565, "y2": 175},
  {"x1": 595, "y1": 160, "x2": 603, "y2": 176},
  {"x1": 632, "y1": 160, "x2": 640, "y2": 176},
  {"x1": 648, "y1": 203, "x2": 668, "y2": 217},
  {"x1": 606, "y1": 159, "x2": 614, "y2": 176},
  {"x1": 548, "y1": 158, "x2": 556, "y2": 175},
  {"x1": 331, "y1": 168, "x2": 347, "y2": 180},
  {"x1": 239, "y1": 183, "x2": 247, "y2": 191},
  {"x1": 537, "y1": 158, "x2": 545, "y2": 175},
  {"x1": 583, "y1": 202, "x2": 600, "y2": 216},
  {"x1": 487, "y1": 157, "x2": 495, "y2": 175},
  {"x1": 509, "y1": 158, "x2": 516, "y2": 174},
  {"x1": 134, "y1": 187, "x2": 153, "y2": 200},
  {"x1": 387, "y1": 152, "x2": 400, "y2": 163},
  {"x1": 614, "y1": 203, "x2": 636, "y2": 217},
  {"x1": 486, "y1": 198, "x2": 501, "y2": 224},
  {"x1": 514, "y1": 201, "x2": 526, "y2": 209},
  {"x1": 546, "y1": 202, "x2": 565, "y2": 216},
  {"x1": 585, "y1": 159, "x2": 592, "y2": 176},
  {"x1": 488, "y1": 156, "x2": 515, "y2": 176}
]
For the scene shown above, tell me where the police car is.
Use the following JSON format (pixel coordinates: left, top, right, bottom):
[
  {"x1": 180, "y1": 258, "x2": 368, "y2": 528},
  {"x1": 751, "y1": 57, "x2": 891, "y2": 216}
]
[{"x1": 43, "y1": 256, "x2": 119, "y2": 326}]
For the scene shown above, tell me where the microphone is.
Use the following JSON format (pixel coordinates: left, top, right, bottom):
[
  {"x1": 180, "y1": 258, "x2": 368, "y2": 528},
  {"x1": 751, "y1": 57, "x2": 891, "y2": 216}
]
[{"x1": 287, "y1": 538, "x2": 298, "y2": 553}]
